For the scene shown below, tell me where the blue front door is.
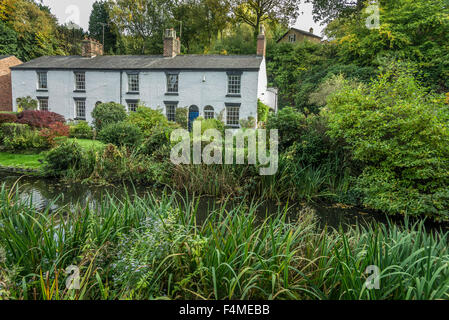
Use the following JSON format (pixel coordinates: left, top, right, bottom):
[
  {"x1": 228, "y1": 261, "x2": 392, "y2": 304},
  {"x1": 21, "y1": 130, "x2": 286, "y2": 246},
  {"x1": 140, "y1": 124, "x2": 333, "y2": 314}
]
[{"x1": 188, "y1": 105, "x2": 199, "y2": 131}]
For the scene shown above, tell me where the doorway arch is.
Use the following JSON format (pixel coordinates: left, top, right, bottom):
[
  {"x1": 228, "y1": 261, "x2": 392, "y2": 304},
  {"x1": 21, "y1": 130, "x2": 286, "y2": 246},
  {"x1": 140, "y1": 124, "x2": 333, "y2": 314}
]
[{"x1": 188, "y1": 105, "x2": 199, "y2": 131}]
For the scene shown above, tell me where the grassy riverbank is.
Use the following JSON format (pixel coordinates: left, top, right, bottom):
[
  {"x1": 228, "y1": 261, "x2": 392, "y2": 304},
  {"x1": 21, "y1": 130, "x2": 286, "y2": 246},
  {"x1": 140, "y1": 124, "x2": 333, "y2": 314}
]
[
  {"x1": 1, "y1": 185, "x2": 448, "y2": 300},
  {"x1": 0, "y1": 139, "x2": 104, "y2": 170}
]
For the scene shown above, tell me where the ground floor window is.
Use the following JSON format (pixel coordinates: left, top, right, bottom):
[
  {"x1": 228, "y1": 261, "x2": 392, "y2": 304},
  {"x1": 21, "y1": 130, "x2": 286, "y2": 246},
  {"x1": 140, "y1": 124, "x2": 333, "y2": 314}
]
[
  {"x1": 127, "y1": 100, "x2": 138, "y2": 112},
  {"x1": 37, "y1": 97, "x2": 49, "y2": 111},
  {"x1": 75, "y1": 99, "x2": 86, "y2": 120},
  {"x1": 204, "y1": 106, "x2": 214, "y2": 119},
  {"x1": 226, "y1": 105, "x2": 240, "y2": 126},
  {"x1": 166, "y1": 104, "x2": 177, "y2": 122}
]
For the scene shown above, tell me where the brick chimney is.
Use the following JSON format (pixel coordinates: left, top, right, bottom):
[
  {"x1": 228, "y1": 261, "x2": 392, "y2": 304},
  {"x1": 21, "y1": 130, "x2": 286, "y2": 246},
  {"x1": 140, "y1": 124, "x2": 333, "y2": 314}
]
[
  {"x1": 309, "y1": 27, "x2": 314, "y2": 34},
  {"x1": 164, "y1": 29, "x2": 181, "y2": 58},
  {"x1": 82, "y1": 38, "x2": 104, "y2": 58},
  {"x1": 257, "y1": 26, "x2": 266, "y2": 57}
]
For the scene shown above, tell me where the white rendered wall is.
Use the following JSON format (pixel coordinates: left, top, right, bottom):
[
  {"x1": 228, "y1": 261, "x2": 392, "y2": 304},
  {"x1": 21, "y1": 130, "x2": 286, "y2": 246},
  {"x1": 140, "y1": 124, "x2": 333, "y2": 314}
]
[{"x1": 12, "y1": 68, "x2": 261, "y2": 126}]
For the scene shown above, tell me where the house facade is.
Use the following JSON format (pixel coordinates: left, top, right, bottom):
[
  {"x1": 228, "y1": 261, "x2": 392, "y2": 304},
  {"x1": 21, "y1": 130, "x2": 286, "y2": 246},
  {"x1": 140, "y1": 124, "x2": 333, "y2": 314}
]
[
  {"x1": 0, "y1": 55, "x2": 23, "y2": 111},
  {"x1": 277, "y1": 28, "x2": 322, "y2": 44},
  {"x1": 11, "y1": 29, "x2": 276, "y2": 127}
]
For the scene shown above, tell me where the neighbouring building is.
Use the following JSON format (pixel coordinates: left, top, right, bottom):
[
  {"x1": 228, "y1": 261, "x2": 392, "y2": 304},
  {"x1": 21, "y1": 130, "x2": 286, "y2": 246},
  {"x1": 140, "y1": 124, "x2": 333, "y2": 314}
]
[
  {"x1": 0, "y1": 55, "x2": 23, "y2": 111},
  {"x1": 277, "y1": 27, "x2": 322, "y2": 44},
  {"x1": 11, "y1": 28, "x2": 277, "y2": 128}
]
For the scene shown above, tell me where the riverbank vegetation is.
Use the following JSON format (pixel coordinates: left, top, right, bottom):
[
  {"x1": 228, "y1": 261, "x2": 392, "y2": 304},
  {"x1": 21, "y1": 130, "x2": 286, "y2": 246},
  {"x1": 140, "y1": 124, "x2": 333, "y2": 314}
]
[{"x1": 1, "y1": 186, "x2": 448, "y2": 300}]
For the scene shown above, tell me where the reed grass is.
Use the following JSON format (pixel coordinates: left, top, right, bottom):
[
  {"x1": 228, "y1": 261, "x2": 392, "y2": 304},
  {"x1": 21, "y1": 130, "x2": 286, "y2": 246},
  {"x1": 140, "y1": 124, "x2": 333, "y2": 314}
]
[{"x1": 1, "y1": 184, "x2": 448, "y2": 300}]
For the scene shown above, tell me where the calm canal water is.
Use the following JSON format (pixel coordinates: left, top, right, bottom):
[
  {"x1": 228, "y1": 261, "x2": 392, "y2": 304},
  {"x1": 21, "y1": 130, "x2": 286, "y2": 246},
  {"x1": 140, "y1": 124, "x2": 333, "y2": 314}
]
[{"x1": 0, "y1": 171, "x2": 387, "y2": 229}]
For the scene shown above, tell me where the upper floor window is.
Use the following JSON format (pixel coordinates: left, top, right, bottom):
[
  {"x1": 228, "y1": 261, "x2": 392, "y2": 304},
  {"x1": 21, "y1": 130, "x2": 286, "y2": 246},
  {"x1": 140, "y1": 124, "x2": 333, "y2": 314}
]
[
  {"x1": 75, "y1": 72, "x2": 86, "y2": 91},
  {"x1": 128, "y1": 73, "x2": 139, "y2": 92},
  {"x1": 166, "y1": 73, "x2": 179, "y2": 93},
  {"x1": 227, "y1": 73, "x2": 241, "y2": 95},
  {"x1": 37, "y1": 72, "x2": 47, "y2": 90},
  {"x1": 37, "y1": 97, "x2": 49, "y2": 111},
  {"x1": 288, "y1": 34, "x2": 296, "y2": 42}
]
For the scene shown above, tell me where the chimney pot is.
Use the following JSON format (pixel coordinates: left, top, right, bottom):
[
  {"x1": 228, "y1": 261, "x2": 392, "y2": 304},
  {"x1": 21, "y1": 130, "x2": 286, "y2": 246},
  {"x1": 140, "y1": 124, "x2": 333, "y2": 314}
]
[
  {"x1": 309, "y1": 27, "x2": 314, "y2": 34},
  {"x1": 257, "y1": 25, "x2": 266, "y2": 57},
  {"x1": 164, "y1": 28, "x2": 179, "y2": 57}
]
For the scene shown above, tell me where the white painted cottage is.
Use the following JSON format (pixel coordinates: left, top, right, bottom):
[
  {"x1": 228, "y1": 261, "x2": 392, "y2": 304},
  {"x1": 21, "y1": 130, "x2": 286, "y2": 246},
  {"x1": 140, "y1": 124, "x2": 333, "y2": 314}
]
[{"x1": 11, "y1": 28, "x2": 277, "y2": 128}]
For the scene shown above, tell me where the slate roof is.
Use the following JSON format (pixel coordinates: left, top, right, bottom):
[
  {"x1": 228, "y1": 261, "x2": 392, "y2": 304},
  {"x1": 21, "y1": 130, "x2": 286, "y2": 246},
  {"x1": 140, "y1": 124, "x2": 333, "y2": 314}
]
[
  {"x1": 277, "y1": 28, "x2": 322, "y2": 43},
  {"x1": 10, "y1": 55, "x2": 263, "y2": 71}
]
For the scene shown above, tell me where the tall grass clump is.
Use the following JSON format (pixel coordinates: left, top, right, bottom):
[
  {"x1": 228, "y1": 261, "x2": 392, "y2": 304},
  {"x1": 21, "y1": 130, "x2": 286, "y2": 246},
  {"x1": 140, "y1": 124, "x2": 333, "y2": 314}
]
[{"x1": 1, "y1": 183, "x2": 449, "y2": 300}]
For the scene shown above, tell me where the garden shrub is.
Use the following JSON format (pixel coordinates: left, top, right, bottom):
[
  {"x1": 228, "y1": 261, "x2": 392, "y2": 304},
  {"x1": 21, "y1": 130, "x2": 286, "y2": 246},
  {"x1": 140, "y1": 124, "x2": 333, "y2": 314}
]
[
  {"x1": 39, "y1": 122, "x2": 70, "y2": 147},
  {"x1": 16, "y1": 96, "x2": 37, "y2": 111},
  {"x1": 325, "y1": 67, "x2": 449, "y2": 219},
  {"x1": 257, "y1": 100, "x2": 270, "y2": 123},
  {"x1": 0, "y1": 123, "x2": 48, "y2": 151},
  {"x1": 43, "y1": 140, "x2": 85, "y2": 176},
  {"x1": 98, "y1": 122, "x2": 143, "y2": 147},
  {"x1": 92, "y1": 102, "x2": 127, "y2": 131},
  {"x1": 138, "y1": 126, "x2": 173, "y2": 156},
  {"x1": 175, "y1": 107, "x2": 188, "y2": 129},
  {"x1": 0, "y1": 113, "x2": 17, "y2": 124},
  {"x1": 16, "y1": 110, "x2": 65, "y2": 128},
  {"x1": 266, "y1": 106, "x2": 307, "y2": 151},
  {"x1": 239, "y1": 117, "x2": 256, "y2": 129},
  {"x1": 69, "y1": 121, "x2": 94, "y2": 139},
  {"x1": 127, "y1": 106, "x2": 169, "y2": 136}
]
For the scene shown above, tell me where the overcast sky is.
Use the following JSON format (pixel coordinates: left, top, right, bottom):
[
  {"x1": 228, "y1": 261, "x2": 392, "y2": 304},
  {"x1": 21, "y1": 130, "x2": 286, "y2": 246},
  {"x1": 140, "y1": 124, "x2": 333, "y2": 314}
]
[{"x1": 42, "y1": 0, "x2": 324, "y2": 36}]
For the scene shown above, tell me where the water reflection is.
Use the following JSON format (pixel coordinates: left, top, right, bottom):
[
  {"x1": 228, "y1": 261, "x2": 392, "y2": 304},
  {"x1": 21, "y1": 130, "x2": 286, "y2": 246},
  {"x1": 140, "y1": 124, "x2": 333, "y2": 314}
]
[{"x1": 0, "y1": 172, "x2": 384, "y2": 230}]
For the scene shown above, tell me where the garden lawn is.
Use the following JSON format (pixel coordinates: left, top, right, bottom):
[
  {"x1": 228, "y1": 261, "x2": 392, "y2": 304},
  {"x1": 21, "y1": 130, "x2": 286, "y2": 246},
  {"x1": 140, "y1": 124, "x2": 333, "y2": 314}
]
[
  {"x1": 0, "y1": 139, "x2": 104, "y2": 170},
  {"x1": 68, "y1": 138, "x2": 105, "y2": 150},
  {"x1": 0, "y1": 152, "x2": 45, "y2": 169}
]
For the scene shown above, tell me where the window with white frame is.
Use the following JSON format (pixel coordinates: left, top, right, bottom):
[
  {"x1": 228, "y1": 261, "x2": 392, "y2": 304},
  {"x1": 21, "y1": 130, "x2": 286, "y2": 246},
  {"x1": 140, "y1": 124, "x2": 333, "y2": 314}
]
[
  {"x1": 75, "y1": 99, "x2": 86, "y2": 120},
  {"x1": 127, "y1": 100, "x2": 138, "y2": 112},
  {"x1": 38, "y1": 97, "x2": 49, "y2": 111},
  {"x1": 128, "y1": 73, "x2": 139, "y2": 92},
  {"x1": 75, "y1": 72, "x2": 86, "y2": 91},
  {"x1": 166, "y1": 73, "x2": 179, "y2": 93},
  {"x1": 37, "y1": 72, "x2": 47, "y2": 90},
  {"x1": 226, "y1": 105, "x2": 240, "y2": 126},
  {"x1": 227, "y1": 74, "x2": 241, "y2": 95},
  {"x1": 204, "y1": 106, "x2": 214, "y2": 119},
  {"x1": 288, "y1": 34, "x2": 296, "y2": 42},
  {"x1": 166, "y1": 104, "x2": 177, "y2": 122}
]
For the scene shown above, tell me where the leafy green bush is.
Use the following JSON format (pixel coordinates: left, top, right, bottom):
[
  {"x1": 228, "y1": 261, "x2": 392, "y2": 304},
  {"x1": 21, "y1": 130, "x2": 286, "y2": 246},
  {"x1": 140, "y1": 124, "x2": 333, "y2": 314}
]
[
  {"x1": 127, "y1": 106, "x2": 169, "y2": 136},
  {"x1": 138, "y1": 126, "x2": 173, "y2": 156},
  {"x1": 43, "y1": 140, "x2": 85, "y2": 176},
  {"x1": 69, "y1": 121, "x2": 94, "y2": 139},
  {"x1": 257, "y1": 100, "x2": 270, "y2": 123},
  {"x1": 325, "y1": 68, "x2": 449, "y2": 219},
  {"x1": 16, "y1": 96, "x2": 37, "y2": 111},
  {"x1": 98, "y1": 122, "x2": 143, "y2": 147},
  {"x1": 92, "y1": 102, "x2": 127, "y2": 131},
  {"x1": 266, "y1": 107, "x2": 307, "y2": 151},
  {"x1": 175, "y1": 107, "x2": 188, "y2": 129},
  {"x1": 0, "y1": 123, "x2": 48, "y2": 151}
]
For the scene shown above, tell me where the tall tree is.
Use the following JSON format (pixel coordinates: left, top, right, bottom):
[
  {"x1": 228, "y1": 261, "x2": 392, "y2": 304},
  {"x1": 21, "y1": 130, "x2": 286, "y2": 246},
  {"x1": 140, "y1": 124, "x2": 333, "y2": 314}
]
[
  {"x1": 173, "y1": 0, "x2": 230, "y2": 52},
  {"x1": 109, "y1": 0, "x2": 175, "y2": 54},
  {"x1": 88, "y1": 1, "x2": 117, "y2": 53},
  {"x1": 231, "y1": 0, "x2": 301, "y2": 38},
  {"x1": 306, "y1": 0, "x2": 365, "y2": 24}
]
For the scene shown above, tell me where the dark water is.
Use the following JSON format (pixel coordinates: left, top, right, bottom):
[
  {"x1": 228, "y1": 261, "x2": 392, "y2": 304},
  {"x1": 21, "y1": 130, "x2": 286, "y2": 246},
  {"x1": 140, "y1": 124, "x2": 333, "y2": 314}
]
[{"x1": 0, "y1": 172, "x2": 386, "y2": 230}]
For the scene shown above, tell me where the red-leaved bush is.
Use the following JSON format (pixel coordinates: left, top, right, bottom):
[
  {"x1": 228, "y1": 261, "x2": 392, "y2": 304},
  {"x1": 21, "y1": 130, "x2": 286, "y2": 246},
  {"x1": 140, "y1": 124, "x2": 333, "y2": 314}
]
[
  {"x1": 0, "y1": 113, "x2": 18, "y2": 124},
  {"x1": 17, "y1": 110, "x2": 65, "y2": 128},
  {"x1": 39, "y1": 122, "x2": 70, "y2": 147}
]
